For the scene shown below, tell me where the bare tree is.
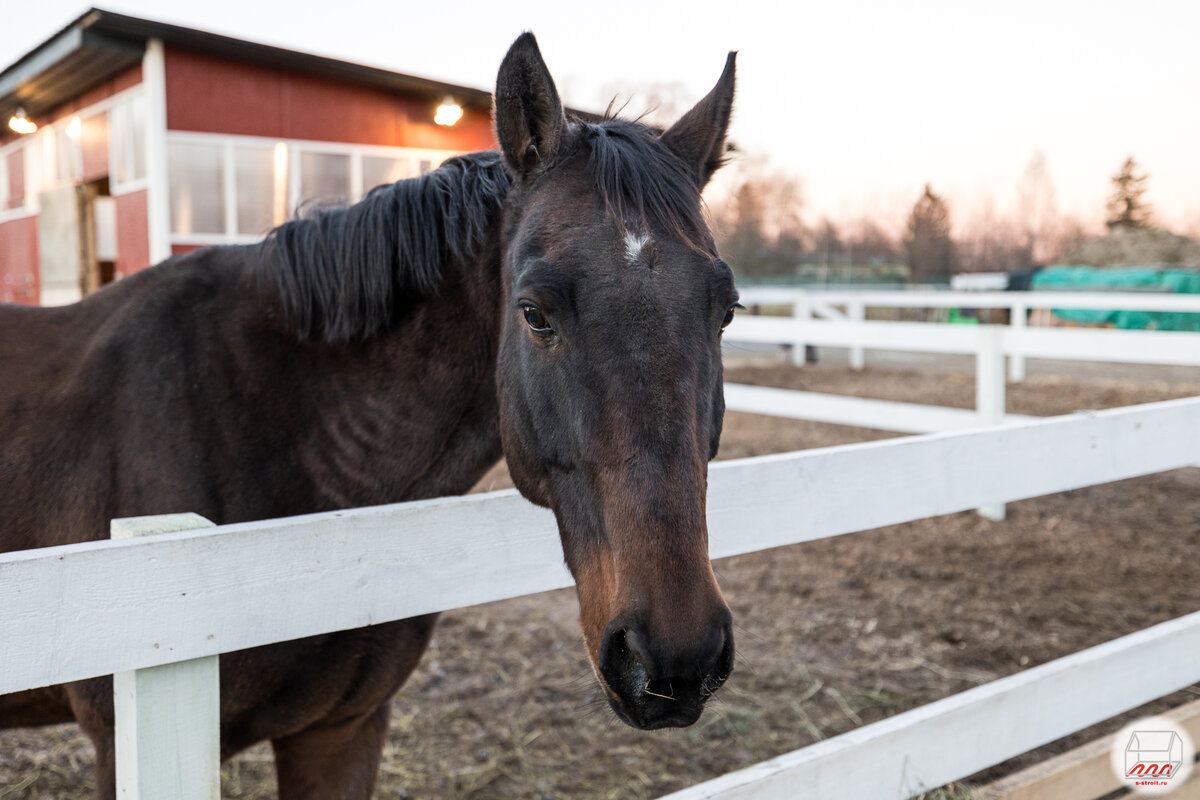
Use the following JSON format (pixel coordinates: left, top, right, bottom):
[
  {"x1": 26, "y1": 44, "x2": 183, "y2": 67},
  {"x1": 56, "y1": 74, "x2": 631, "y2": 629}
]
[
  {"x1": 1105, "y1": 156, "x2": 1153, "y2": 229},
  {"x1": 812, "y1": 218, "x2": 842, "y2": 260},
  {"x1": 903, "y1": 184, "x2": 957, "y2": 281},
  {"x1": 845, "y1": 217, "x2": 899, "y2": 262},
  {"x1": 957, "y1": 194, "x2": 1032, "y2": 274},
  {"x1": 1016, "y1": 151, "x2": 1059, "y2": 263},
  {"x1": 711, "y1": 167, "x2": 806, "y2": 278},
  {"x1": 718, "y1": 180, "x2": 770, "y2": 277}
]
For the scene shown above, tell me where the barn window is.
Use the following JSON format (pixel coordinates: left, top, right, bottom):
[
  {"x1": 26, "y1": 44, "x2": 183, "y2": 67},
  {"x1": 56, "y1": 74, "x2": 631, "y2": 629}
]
[
  {"x1": 54, "y1": 123, "x2": 83, "y2": 185},
  {"x1": 168, "y1": 141, "x2": 225, "y2": 235},
  {"x1": 0, "y1": 154, "x2": 8, "y2": 212},
  {"x1": 235, "y1": 144, "x2": 287, "y2": 235},
  {"x1": 3, "y1": 148, "x2": 25, "y2": 212},
  {"x1": 21, "y1": 136, "x2": 44, "y2": 208},
  {"x1": 298, "y1": 151, "x2": 351, "y2": 207},
  {"x1": 362, "y1": 155, "x2": 409, "y2": 194},
  {"x1": 110, "y1": 93, "x2": 147, "y2": 188}
]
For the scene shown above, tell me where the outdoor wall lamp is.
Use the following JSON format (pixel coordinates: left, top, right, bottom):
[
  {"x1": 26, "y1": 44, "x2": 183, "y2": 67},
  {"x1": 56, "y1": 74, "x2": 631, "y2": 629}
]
[
  {"x1": 8, "y1": 107, "x2": 37, "y2": 135},
  {"x1": 434, "y1": 97, "x2": 463, "y2": 126}
]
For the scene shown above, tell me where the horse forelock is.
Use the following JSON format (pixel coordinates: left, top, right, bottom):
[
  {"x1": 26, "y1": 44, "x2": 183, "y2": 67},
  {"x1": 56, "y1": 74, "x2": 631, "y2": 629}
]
[
  {"x1": 264, "y1": 150, "x2": 511, "y2": 343},
  {"x1": 574, "y1": 119, "x2": 715, "y2": 256}
]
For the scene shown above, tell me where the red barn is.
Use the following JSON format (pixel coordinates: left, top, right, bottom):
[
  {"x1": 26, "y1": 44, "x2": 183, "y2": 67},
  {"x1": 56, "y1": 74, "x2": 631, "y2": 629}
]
[{"x1": 0, "y1": 9, "x2": 497, "y2": 305}]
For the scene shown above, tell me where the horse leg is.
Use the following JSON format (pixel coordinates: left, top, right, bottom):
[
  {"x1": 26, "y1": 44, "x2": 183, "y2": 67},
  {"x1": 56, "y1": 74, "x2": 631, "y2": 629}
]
[
  {"x1": 271, "y1": 700, "x2": 392, "y2": 800},
  {"x1": 64, "y1": 677, "x2": 116, "y2": 800}
]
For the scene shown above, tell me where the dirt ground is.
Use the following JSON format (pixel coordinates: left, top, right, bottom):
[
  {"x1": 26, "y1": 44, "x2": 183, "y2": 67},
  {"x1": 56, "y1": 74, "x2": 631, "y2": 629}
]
[{"x1": 3, "y1": 363, "x2": 1200, "y2": 799}]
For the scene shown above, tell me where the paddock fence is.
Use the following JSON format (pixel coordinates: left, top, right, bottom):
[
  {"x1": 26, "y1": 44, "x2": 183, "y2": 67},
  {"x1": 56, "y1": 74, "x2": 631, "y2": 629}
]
[
  {"x1": 3, "y1": 395, "x2": 1200, "y2": 799},
  {"x1": 733, "y1": 288, "x2": 1200, "y2": 380},
  {"x1": 722, "y1": 292, "x2": 1200, "y2": 439}
]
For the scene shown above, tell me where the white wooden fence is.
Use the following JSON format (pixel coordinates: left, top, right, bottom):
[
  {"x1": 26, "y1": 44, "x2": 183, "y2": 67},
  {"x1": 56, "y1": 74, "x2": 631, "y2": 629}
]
[
  {"x1": 723, "y1": 317, "x2": 1200, "y2": 429},
  {"x1": 735, "y1": 288, "x2": 1200, "y2": 380},
  {"x1": 3, "y1": 396, "x2": 1199, "y2": 798}
]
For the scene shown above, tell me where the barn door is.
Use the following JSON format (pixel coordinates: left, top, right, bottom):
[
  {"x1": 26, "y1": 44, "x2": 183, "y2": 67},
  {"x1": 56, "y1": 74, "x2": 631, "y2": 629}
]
[{"x1": 36, "y1": 179, "x2": 116, "y2": 305}]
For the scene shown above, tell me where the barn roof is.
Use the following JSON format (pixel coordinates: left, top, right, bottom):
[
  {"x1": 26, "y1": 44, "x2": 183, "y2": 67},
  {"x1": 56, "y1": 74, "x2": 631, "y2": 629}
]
[{"x1": 0, "y1": 8, "x2": 496, "y2": 124}]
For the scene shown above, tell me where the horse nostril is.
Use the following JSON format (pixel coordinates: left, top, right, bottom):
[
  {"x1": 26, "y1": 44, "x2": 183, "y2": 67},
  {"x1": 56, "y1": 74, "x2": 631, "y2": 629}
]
[
  {"x1": 623, "y1": 627, "x2": 656, "y2": 676},
  {"x1": 599, "y1": 624, "x2": 654, "y2": 694}
]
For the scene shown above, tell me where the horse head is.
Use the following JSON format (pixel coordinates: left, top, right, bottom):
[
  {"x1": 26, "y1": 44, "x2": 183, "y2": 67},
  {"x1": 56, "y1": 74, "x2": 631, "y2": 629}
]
[{"x1": 493, "y1": 33, "x2": 738, "y2": 730}]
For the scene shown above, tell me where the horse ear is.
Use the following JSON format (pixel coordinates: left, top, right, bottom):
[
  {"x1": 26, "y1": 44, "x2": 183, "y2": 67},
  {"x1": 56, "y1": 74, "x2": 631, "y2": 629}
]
[
  {"x1": 660, "y1": 53, "x2": 736, "y2": 188},
  {"x1": 494, "y1": 32, "x2": 567, "y2": 179}
]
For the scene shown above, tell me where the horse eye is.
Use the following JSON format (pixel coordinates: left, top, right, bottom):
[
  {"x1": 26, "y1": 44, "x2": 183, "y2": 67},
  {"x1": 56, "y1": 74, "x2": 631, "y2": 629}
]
[
  {"x1": 522, "y1": 305, "x2": 553, "y2": 333},
  {"x1": 721, "y1": 303, "x2": 742, "y2": 330}
]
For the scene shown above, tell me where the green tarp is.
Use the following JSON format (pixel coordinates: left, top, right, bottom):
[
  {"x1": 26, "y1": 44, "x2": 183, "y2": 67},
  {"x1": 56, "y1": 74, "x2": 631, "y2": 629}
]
[{"x1": 1030, "y1": 266, "x2": 1200, "y2": 331}]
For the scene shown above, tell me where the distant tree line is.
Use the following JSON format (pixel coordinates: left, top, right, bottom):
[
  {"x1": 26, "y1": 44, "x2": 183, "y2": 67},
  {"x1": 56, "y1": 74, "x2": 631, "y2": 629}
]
[{"x1": 709, "y1": 154, "x2": 1166, "y2": 282}]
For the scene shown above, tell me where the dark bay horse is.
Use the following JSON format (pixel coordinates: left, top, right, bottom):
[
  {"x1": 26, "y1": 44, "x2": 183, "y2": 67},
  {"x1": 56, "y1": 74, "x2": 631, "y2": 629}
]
[{"x1": 0, "y1": 33, "x2": 739, "y2": 798}]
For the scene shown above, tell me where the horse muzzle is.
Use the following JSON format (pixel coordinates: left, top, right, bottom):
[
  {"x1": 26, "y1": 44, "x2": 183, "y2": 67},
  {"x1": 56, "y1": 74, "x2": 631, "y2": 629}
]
[{"x1": 596, "y1": 609, "x2": 734, "y2": 729}]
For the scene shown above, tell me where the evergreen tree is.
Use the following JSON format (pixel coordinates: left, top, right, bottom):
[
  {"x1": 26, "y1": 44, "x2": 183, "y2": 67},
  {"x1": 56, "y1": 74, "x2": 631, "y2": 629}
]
[
  {"x1": 903, "y1": 184, "x2": 957, "y2": 281},
  {"x1": 1105, "y1": 156, "x2": 1152, "y2": 229}
]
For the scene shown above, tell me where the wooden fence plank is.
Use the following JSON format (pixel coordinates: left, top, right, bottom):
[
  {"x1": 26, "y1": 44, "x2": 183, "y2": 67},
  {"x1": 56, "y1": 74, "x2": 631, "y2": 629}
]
[
  {"x1": 725, "y1": 318, "x2": 1200, "y2": 367},
  {"x1": 735, "y1": 289, "x2": 1200, "y2": 314},
  {"x1": 975, "y1": 327, "x2": 1007, "y2": 520},
  {"x1": 656, "y1": 611, "x2": 1200, "y2": 800},
  {"x1": 983, "y1": 698, "x2": 1200, "y2": 800},
  {"x1": 727, "y1": 318, "x2": 985, "y2": 354},
  {"x1": 112, "y1": 514, "x2": 219, "y2": 800},
  {"x1": 722, "y1": 383, "x2": 1035, "y2": 434}
]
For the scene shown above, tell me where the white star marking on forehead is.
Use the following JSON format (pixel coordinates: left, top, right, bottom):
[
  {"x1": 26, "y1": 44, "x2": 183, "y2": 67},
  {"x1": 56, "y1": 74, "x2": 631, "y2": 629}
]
[{"x1": 624, "y1": 231, "x2": 652, "y2": 264}]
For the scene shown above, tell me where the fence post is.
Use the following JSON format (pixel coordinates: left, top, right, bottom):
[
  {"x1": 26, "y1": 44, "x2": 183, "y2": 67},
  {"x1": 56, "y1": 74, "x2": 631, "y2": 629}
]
[
  {"x1": 976, "y1": 327, "x2": 1007, "y2": 521},
  {"x1": 1009, "y1": 299, "x2": 1027, "y2": 382},
  {"x1": 847, "y1": 298, "x2": 865, "y2": 370},
  {"x1": 791, "y1": 291, "x2": 811, "y2": 366},
  {"x1": 112, "y1": 513, "x2": 220, "y2": 800}
]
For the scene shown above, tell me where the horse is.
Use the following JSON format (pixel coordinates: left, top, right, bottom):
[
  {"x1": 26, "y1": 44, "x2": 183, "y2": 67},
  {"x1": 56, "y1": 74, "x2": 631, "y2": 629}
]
[{"x1": 0, "y1": 33, "x2": 739, "y2": 799}]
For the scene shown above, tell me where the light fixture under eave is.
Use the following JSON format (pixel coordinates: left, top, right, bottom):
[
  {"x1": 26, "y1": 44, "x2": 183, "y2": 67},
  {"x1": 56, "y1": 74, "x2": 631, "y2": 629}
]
[
  {"x1": 434, "y1": 97, "x2": 463, "y2": 127},
  {"x1": 8, "y1": 107, "x2": 37, "y2": 135},
  {"x1": 66, "y1": 115, "x2": 83, "y2": 139}
]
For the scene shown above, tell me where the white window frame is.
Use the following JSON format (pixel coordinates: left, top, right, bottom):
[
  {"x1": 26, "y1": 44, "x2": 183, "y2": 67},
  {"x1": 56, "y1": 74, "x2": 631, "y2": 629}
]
[
  {"x1": 165, "y1": 130, "x2": 464, "y2": 248},
  {"x1": 109, "y1": 88, "x2": 149, "y2": 196},
  {"x1": 0, "y1": 84, "x2": 145, "y2": 223},
  {"x1": 0, "y1": 141, "x2": 32, "y2": 223}
]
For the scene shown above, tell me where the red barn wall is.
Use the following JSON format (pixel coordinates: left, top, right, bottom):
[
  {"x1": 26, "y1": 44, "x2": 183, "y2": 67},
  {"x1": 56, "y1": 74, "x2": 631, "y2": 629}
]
[
  {"x1": 114, "y1": 190, "x2": 151, "y2": 278},
  {"x1": 163, "y1": 48, "x2": 496, "y2": 152},
  {"x1": 0, "y1": 216, "x2": 39, "y2": 304}
]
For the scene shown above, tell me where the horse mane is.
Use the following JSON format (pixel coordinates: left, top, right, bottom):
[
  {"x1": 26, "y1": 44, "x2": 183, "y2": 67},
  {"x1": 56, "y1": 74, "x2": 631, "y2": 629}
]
[
  {"x1": 265, "y1": 150, "x2": 511, "y2": 343},
  {"x1": 265, "y1": 120, "x2": 709, "y2": 343},
  {"x1": 575, "y1": 117, "x2": 715, "y2": 255}
]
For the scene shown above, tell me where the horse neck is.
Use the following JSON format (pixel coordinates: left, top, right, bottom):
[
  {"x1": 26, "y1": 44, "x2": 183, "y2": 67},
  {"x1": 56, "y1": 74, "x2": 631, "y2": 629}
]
[{"x1": 281, "y1": 244, "x2": 506, "y2": 511}]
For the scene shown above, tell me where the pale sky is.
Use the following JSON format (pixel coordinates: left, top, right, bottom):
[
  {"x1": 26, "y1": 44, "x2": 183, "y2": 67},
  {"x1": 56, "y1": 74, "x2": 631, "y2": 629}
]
[{"x1": 6, "y1": 1, "x2": 1199, "y2": 235}]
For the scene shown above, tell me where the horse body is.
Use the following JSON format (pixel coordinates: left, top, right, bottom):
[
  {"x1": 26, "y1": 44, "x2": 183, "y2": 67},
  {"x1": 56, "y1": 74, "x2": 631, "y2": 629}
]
[
  {"x1": 0, "y1": 34, "x2": 738, "y2": 798},
  {"x1": 0, "y1": 171, "x2": 507, "y2": 794}
]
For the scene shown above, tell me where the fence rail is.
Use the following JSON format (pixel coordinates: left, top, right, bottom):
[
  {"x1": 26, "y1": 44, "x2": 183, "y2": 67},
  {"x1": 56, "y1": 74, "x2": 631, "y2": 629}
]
[
  {"x1": 733, "y1": 289, "x2": 1200, "y2": 378},
  {"x1": 3, "y1": 397, "x2": 1199, "y2": 798},
  {"x1": 723, "y1": 383, "x2": 1035, "y2": 435},
  {"x1": 736, "y1": 288, "x2": 1200, "y2": 314},
  {"x1": 663, "y1": 610, "x2": 1200, "y2": 800},
  {"x1": 726, "y1": 317, "x2": 1200, "y2": 367}
]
